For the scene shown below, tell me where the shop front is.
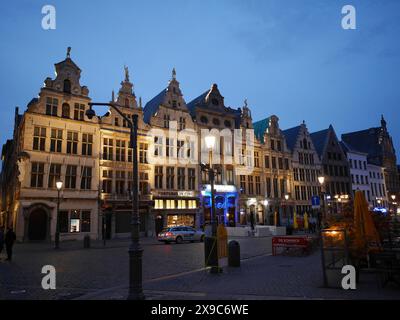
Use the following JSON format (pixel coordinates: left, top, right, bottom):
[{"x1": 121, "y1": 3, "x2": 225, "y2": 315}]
[
  {"x1": 201, "y1": 184, "x2": 238, "y2": 227},
  {"x1": 152, "y1": 190, "x2": 201, "y2": 233}
]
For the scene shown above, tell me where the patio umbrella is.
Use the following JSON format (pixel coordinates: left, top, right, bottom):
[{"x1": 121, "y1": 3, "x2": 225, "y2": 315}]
[
  {"x1": 304, "y1": 212, "x2": 309, "y2": 231},
  {"x1": 353, "y1": 190, "x2": 381, "y2": 254},
  {"x1": 293, "y1": 211, "x2": 298, "y2": 229},
  {"x1": 274, "y1": 211, "x2": 277, "y2": 226}
]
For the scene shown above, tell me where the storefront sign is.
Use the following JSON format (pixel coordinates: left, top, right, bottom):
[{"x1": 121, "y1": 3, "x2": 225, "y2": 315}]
[
  {"x1": 272, "y1": 236, "x2": 310, "y2": 256},
  {"x1": 202, "y1": 184, "x2": 237, "y2": 194},
  {"x1": 156, "y1": 191, "x2": 195, "y2": 197}
]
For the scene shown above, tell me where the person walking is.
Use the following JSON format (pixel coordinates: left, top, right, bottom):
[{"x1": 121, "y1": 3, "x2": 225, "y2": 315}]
[{"x1": 5, "y1": 228, "x2": 16, "y2": 261}]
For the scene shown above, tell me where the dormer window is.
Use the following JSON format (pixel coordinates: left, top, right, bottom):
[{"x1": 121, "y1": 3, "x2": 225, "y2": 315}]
[
  {"x1": 212, "y1": 118, "x2": 220, "y2": 126},
  {"x1": 172, "y1": 100, "x2": 177, "y2": 108},
  {"x1": 63, "y1": 79, "x2": 71, "y2": 94},
  {"x1": 211, "y1": 98, "x2": 219, "y2": 106},
  {"x1": 200, "y1": 116, "x2": 208, "y2": 124},
  {"x1": 224, "y1": 120, "x2": 231, "y2": 128}
]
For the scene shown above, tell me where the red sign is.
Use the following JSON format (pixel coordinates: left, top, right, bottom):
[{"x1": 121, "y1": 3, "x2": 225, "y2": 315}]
[{"x1": 272, "y1": 236, "x2": 310, "y2": 256}]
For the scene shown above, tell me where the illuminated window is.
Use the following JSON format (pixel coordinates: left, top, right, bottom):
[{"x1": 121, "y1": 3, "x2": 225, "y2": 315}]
[
  {"x1": 70, "y1": 210, "x2": 80, "y2": 233},
  {"x1": 166, "y1": 199, "x2": 175, "y2": 209}
]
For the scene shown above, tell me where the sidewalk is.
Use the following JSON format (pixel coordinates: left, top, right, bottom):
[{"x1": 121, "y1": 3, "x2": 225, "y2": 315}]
[{"x1": 77, "y1": 251, "x2": 400, "y2": 300}]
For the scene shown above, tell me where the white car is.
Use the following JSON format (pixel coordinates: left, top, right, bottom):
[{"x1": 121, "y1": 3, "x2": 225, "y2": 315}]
[{"x1": 158, "y1": 226, "x2": 205, "y2": 244}]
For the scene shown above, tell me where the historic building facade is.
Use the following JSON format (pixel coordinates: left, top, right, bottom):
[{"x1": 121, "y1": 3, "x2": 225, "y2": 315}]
[
  {"x1": 2, "y1": 49, "x2": 400, "y2": 242},
  {"x1": 3, "y1": 51, "x2": 100, "y2": 242},
  {"x1": 342, "y1": 116, "x2": 400, "y2": 200},
  {"x1": 254, "y1": 116, "x2": 294, "y2": 225},
  {"x1": 283, "y1": 122, "x2": 322, "y2": 216},
  {"x1": 340, "y1": 141, "x2": 372, "y2": 205},
  {"x1": 310, "y1": 125, "x2": 351, "y2": 213},
  {"x1": 143, "y1": 70, "x2": 200, "y2": 234}
]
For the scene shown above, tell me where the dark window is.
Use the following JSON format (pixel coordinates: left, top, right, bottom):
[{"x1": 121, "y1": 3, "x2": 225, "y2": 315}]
[
  {"x1": 155, "y1": 166, "x2": 163, "y2": 189},
  {"x1": 48, "y1": 164, "x2": 61, "y2": 188},
  {"x1": 224, "y1": 120, "x2": 231, "y2": 127},
  {"x1": 200, "y1": 116, "x2": 208, "y2": 124},
  {"x1": 81, "y1": 211, "x2": 91, "y2": 232},
  {"x1": 62, "y1": 103, "x2": 70, "y2": 118},
  {"x1": 33, "y1": 127, "x2": 46, "y2": 151},
  {"x1": 212, "y1": 118, "x2": 220, "y2": 125},
  {"x1": 59, "y1": 211, "x2": 69, "y2": 233},
  {"x1": 46, "y1": 97, "x2": 58, "y2": 116},
  {"x1": 63, "y1": 79, "x2": 71, "y2": 93},
  {"x1": 82, "y1": 133, "x2": 93, "y2": 156},
  {"x1": 188, "y1": 168, "x2": 196, "y2": 190},
  {"x1": 81, "y1": 166, "x2": 92, "y2": 190},
  {"x1": 50, "y1": 129, "x2": 62, "y2": 153},
  {"x1": 65, "y1": 165, "x2": 77, "y2": 189},
  {"x1": 67, "y1": 131, "x2": 78, "y2": 154},
  {"x1": 31, "y1": 162, "x2": 44, "y2": 187}
]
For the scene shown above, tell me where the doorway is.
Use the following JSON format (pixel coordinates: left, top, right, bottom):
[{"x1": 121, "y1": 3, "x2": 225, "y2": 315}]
[
  {"x1": 155, "y1": 215, "x2": 164, "y2": 235},
  {"x1": 28, "y1": 209, "x2": 47, "y2": 241}
]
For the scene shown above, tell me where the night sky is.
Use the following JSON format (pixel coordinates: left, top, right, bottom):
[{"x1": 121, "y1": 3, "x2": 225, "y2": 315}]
[{"x1": 1, "y1": 0, "x2": 399, "y2": 162}]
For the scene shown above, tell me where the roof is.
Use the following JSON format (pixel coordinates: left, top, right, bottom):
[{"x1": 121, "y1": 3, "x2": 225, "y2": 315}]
[
  {"x1": 340, "y1": 140, "x2": 368, "y2": 156},
  {"x1": 186, "y1": 91, "x2": 208, "y2": 117},
  {"x1": 253, "y1": 117, "x2": 271, "y2": 143},
  {"x1": 341, "y1": 127, "x2": 382, "y2": 165},
  {"x1": 282, "y1": 125, "x2": 302, "y2": 151},
  {"x1": 143, "y1": 89, "x2": 167, "y2": 123},
  {"x1": 310, "y1": 128, "x2": 330, "y2": 157}
]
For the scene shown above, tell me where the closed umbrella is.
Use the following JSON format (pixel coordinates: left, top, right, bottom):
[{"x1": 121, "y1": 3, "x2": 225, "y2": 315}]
[
  {"x1": 293, "y1": 211, "x2": 298, "y2": 230},
  {"x1": 353, "y1": 190, "x2": 381, "y2": 255},
  {"x1": 304, "y1": 212, "x2": 309, "y2": 231},
  {"x1": 274, "y1": 211, "x2": 277, "y2": 226}
]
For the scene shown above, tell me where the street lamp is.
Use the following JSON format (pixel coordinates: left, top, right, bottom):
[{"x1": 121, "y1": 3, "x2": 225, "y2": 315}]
[
  {"x1": 284, "y1": 194, "x2": 289, "y2": 226},
  {"x1": 55, "y1": 179, "x2": 63, "y2": 249},
  {"x1": 391, "y1": 195, "x2": 397, "y2": 214},
  {"x1": 86, "y1": 102, "x2": 144, "y2": 300},
  {"x1": 318, "y1": 175, "x2": 325, "y2": 229},
  {"x1": 202, "y1": 134, "x2": 219, "y2": 274}
]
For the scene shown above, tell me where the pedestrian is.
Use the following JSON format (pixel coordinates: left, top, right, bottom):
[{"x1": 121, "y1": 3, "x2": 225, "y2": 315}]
[
  {"x1": 0, "y1": 226, "x2": 4, "y2": 258},
  {"x1": 5, "y1": 228, "x2": 16, "y2": 261}
]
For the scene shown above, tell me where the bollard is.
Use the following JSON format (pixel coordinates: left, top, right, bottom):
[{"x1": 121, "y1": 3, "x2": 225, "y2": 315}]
[
  {"x1": 228, "y1": 240, "x2": 240, "y2": 267},
  {"x1": 83, "y1": 234, "x2": 91, "y2": 248}
]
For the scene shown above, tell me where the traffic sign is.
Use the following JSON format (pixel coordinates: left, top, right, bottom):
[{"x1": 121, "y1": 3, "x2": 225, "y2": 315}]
[{"x1": 311, "y1": 195, "x2": 320, "y2": 208}]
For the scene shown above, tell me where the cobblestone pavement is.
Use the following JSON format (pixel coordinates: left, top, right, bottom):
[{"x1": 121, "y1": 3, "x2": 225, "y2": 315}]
[
  {"x1": 0, "y1": 236, "x2": 271, "y2": 300},
  {"x1": 79, "y1": 251, "x2": 400, "y2": 300}
]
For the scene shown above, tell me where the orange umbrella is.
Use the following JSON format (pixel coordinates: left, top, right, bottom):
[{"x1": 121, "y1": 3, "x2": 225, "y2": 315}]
[{"x1": 353, "y1": 190, "x2": 381, "y2": 254}]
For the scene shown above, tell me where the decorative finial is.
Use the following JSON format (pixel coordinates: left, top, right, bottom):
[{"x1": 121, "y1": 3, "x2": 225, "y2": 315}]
[
  {"x1": 111, "y1": 90, "x2": 115, "y2": 102},
  {"x1": 244, "y1": 98, "x2": 248, "y2": 108},
  {"x1": 381, "y1": 114, "x2": 387, "y2": 129},
  {"x1": 302, "y1": 120, "x2": 305, "y2": 125},
  {"x1": 139, "y1": 97, "x2": 142, "y2": 109},
  {"x1": 172, "y1": 68, "x2": 176, "y2": 80},
  {"x1": 124, "y1": 65, "x2": 130, "y2": 82},
  {"x1": 67, "y1": 47, "x2": 71, "y2": 58}
]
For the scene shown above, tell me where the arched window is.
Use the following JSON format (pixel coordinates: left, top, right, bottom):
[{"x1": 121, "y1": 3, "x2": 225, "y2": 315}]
[
  {"x1": 62, "y1": 103, "x2": 70, "y2": 118},
  {"x1": 63, "y1": 79, "x2": 71, "y2": 93},
  {"x1": 125, "y1": 98, "x2": 129, "y2": 107}
]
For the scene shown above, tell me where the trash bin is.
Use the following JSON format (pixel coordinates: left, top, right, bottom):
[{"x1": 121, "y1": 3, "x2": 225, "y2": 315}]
[
  {"x1": 83, "y1": 234, "x2": 91, "y2": 248},
  {"x1": 228, "y1": 240, "x2": 240, "y2": 267}
]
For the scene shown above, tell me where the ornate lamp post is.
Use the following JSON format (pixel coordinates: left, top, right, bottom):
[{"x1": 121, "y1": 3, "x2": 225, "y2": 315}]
[
  {"x1": 318, "y1": 176, "x2": 325, "y2": 229},
  {"x1": 54, "y1": 179, "x2": 63, "y2": 249},
  {"x1": 203, "y1": 134, "x2": 219, "y2": 274},
  {"x1": 391, "y1": 195, "x2": 396, "y2": 215},
  {"x1": 284, "y1": 194, "x2": 289, "y2": 225},
  {"x1": 86, "y1": 102, "x2": 144, "y2": 300}
]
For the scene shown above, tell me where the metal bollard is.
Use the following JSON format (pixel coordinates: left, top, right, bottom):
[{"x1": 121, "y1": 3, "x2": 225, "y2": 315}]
[
  {"x1": 228, "y1": 240, "x2": 240, "y2": 267},
  {"x1": 83, "y1": 234, "x2": 91, "y2": 248}
]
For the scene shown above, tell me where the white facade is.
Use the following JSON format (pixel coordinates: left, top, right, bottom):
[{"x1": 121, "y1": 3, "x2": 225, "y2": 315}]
[
  {"x1": 368, "y1": 163, "x2": 388, "y2": 210},
  {"x1": 347, "y1": 150, "x2": 371, "y2": 206}
]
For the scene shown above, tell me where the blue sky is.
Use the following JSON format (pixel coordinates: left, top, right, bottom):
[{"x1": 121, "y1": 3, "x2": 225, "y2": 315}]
[{"x1": 1, "y1": 0, "x2": 399, "y2": 159}]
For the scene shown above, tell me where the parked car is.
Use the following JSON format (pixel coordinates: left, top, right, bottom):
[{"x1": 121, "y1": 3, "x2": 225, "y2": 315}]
[{"x1": 158, "y1": 226, "x2": 205, "y2": 244}]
